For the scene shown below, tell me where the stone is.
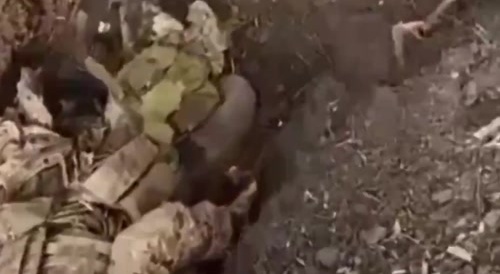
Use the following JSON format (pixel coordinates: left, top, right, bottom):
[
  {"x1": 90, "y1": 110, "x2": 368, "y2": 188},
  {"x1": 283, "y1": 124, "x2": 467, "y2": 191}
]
[
  {"x1": 360, "y1": 225, "x2": 387, "y2": 245},
  {"x1": 304, "y1": 266, "x2": 320, "y2": 274},
  {"x1": 477, "y1": 265, "x2": 491, "y2": 274},
  {"x1": 483, "y1": 210, "x2": 500, "y2": 229},
  {"x1": 315, "y1": 247, "x2": 340, "y2": 269},
  {"x1": 431, "y1": 189, "x2": 453, "y2": 204},
  {"x1": 463, "y1": 81, "x2": 478, "y2": 106}
]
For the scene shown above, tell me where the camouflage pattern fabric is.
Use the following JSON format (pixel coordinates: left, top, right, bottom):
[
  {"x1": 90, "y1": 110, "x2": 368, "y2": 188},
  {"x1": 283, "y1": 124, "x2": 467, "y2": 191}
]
[
  {"x1": 0, "y1": 120, "x2": 73, "y2": 203},
  {"x1": 0, "y1": 134, "x2": 159, "y2": 274},
  {"x1": 0, "y1": 137, "x2": 257, "y2": 274},
  {"x1": 109, "y1": 171, "x2": 257, "y2": 274},
  {"x1": 109, "y1": 201, "x2": 232, "y2": 274},
  {"x1": 0, "y1": 198, "x2": 130, "y2": 274},
  {"x1": 0, "y1": 1, "x2": 254, "y2": 273},
  {"x1": 115, "y1": 0, "x2": 228, "y2": 145}
]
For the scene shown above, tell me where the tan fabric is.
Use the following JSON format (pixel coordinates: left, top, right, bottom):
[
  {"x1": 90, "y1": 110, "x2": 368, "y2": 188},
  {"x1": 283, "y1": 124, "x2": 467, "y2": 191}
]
[{"x1": 109, "y1": 201, "x2": 232, "y2": 274}]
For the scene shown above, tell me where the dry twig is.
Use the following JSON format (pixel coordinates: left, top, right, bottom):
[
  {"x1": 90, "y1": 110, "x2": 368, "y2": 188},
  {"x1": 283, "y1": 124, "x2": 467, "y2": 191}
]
[{"x1": 392, "y1": 0, "x2": 459, "y2": 66}]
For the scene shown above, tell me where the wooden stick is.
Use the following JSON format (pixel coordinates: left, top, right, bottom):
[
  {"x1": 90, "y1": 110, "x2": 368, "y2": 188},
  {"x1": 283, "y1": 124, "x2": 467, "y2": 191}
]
[
  {"x1": 423, "y1": 0, "x2": 458, "y2": 34},
  {"x1": 392, "y1": 0, "x2": 459, "y2": 66}
]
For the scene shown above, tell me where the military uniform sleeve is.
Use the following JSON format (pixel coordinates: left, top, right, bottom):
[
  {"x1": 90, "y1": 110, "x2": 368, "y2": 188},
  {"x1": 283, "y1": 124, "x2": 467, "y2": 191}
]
[{"x1": 108, "y1": 201, "x2": 234, "y2": 274}]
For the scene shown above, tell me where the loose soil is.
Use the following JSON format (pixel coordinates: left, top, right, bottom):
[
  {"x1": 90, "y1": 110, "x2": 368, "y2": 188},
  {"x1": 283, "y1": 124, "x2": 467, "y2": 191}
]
[{"x1": 221, "y1": 1, "x2": 500, "y2": 274}]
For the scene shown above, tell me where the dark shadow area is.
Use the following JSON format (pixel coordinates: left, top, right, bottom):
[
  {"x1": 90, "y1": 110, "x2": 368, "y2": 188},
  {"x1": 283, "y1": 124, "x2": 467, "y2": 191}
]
[{"x1": 0, "y1": 59, "x2": 21, "y2": 115}]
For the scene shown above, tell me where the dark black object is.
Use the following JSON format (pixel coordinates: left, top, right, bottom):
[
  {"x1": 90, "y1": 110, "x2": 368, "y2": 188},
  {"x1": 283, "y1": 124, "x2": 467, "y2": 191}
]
[
  {"x1": 11, "y1": 39, "x2": 108, "y2": 138},
  {"x1": 39, "y1": 52, "x2": 109, "y2": 137},
  {"x1": 88, "y1": 1, "x2": 124, "y2": 74}
]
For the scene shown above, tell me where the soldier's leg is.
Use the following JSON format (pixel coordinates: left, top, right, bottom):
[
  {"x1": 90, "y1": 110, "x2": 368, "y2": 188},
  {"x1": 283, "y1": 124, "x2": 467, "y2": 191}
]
[{"x1": 109, "y1": 172, "x2": 257, "y2": 274}]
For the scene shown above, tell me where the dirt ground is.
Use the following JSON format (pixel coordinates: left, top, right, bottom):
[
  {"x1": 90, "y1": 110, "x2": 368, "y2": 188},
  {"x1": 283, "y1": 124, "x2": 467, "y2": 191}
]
[{"x1": 222, "y1": 1, "x2": 500, "y2": 274}]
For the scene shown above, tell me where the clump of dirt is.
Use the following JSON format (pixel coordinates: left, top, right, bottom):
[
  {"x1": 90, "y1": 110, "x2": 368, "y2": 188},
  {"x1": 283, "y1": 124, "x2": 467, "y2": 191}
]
[{"x1": 220, "y1": 0, "x2": 500, "y2": 274}]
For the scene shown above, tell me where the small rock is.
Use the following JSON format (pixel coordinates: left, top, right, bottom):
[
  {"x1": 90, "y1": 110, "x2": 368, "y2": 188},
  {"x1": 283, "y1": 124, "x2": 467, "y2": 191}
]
[
  {"x1": 353, "y1": 256, "x2": 362, "y2": 266},
  {"x1": 491, "y1": 245, "x2": 500, "y2": 264},
  {"x1": 461, "y1": 265, "x2": 474, "y2": 274},
  {"x1": 315, "y1": 247, "x2": 340, "y2": 269},
  {"x1": 485, "y1": 87, "x2": 500, "y2": 100},
  {"x1": 456, "y1": 171, "x2": 475, "y2": 201},
  {"x1": 463, "y1": 81, "x2": 478, "y2": 106},
  {"x1": 483, "y1": 210, "x2": 500, "y2": 229},
  {"x1": 432, "y1": 189, "x2": 454, "y2": 204},
  {"x1": 304, "y1": 266, "x2": 320, "y2": 274},
  {"x1": 454, "y1": 215, "x2": 472, "y2": 228},
  {"x1": 446, "y1": 245, "x2": 472, "y2": 262},
  {"x1": 361, "y1": 225, "x2": 387, "y2": 245},
  {"x1": 477, "y1": 265, "x2": 491, "y2": 274},
  {"x1": 430, "y1": 205, "x2": 451, "y2": 221}
]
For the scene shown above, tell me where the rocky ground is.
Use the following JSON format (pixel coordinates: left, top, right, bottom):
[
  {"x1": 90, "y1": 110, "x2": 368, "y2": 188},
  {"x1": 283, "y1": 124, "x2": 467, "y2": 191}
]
[{"x1": 223, "y1": 1, "x2": 500, "y2": 274}]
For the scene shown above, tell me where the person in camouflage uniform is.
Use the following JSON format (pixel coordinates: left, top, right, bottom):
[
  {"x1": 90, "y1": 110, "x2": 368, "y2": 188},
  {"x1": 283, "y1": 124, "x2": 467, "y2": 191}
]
[
  {"x1": 0, "y1": 121, "x2": 256, "y2": 274},
  {"x1": 0, "y1": 1, "x2": 258, "y2": 273}
]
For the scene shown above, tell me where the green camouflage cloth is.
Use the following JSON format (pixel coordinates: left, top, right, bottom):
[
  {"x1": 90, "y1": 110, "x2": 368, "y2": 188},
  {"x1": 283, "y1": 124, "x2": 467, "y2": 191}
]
[{"x1": 115, "y1": 0, "x2": 228, "y2": 145}]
